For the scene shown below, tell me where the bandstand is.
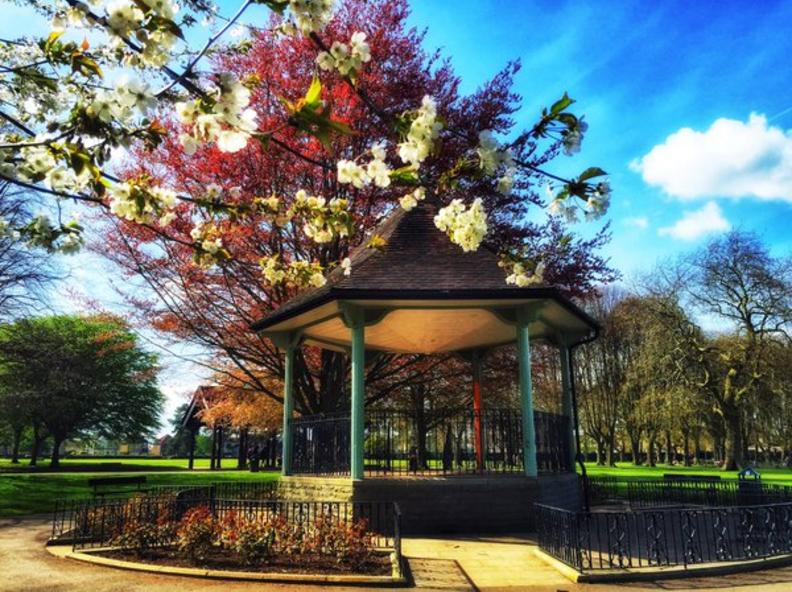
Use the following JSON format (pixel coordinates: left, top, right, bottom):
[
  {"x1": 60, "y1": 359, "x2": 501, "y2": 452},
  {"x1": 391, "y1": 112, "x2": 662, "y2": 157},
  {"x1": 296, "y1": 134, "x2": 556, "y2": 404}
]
[{"x1": 252, "y1": 200, "x2": 598, "y2": 533}]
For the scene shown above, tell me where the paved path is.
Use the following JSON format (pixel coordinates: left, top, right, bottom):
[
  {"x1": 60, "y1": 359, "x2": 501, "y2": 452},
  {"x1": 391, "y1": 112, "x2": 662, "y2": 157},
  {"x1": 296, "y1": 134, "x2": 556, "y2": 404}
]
[{"x1": 3, "y1": 516, "x2": 792, "y2": 591}]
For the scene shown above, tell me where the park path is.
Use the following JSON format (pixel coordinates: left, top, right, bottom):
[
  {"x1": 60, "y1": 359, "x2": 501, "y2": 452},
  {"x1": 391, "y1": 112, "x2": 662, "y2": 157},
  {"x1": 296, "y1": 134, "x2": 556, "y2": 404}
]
[{"x1": 3, "y1": 515, "x2": 792, "y2": 591}]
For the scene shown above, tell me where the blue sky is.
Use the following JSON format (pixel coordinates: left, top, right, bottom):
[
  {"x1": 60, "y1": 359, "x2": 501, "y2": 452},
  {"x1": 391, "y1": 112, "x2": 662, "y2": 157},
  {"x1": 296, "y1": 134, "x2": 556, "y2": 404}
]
[{"x1": 4, "y1": 0, "x2": 792, "y2": 429}]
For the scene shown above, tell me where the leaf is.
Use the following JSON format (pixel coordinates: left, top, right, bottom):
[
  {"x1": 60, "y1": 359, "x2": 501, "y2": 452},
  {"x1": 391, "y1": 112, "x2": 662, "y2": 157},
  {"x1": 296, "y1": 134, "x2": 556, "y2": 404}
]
[
  {"x1": 304, "y1": 75, "x2": 322, "y2": 107},
  {"x1": 578, "y1": 167, "x2": 607, "y2": 182},
  {"x1": 44, "y1": 31, "x2": 63, "y2": 53},
  {"x1": 389, "y1": 166, "x2": 419, "y2": 185},
  {"x1": 148, "y1": 15, "x2": 186, "y2": 40},
  {"x1": 259, "y1": 0, "x2": 288, "y2": 15},
  {"x1": 73, "y1": 55, "x2": 103, "y2": 78},
  {"x1": 367, "y1": 235, "x2": 387, "y2": 250},
  {"x1": 550, "y1": 93, "x2": 574, "y2": 116}
]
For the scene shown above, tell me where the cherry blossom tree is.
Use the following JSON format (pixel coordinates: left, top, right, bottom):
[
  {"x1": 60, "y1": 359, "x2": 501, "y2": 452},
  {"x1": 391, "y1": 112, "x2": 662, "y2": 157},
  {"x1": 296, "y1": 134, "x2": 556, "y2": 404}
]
[
  {"x1": 0, "y1": 0, "x2": 611, "y2": 283},
  {"x1": 81, "y1": 0, "x2": 617, "y2": 414}
]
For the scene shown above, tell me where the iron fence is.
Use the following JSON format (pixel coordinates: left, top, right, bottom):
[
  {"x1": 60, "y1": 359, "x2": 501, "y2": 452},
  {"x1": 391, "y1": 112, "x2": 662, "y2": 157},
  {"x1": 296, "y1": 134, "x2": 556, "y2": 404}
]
[
  {"x1": 537, "y1": 501, "x2": 792, "y2": 572},
  {"x1": 50, "y1": 481, "x2": 278, "y2": 543},
  {"x1": 291, "y1": 408, "x2": 571, "y2": 476},
  {"x1": 584, "y1": 476, "x2": 792, "y2": 508},
  {"x1": 51, "y1": 490, "x2": 401, "y2": 561}
]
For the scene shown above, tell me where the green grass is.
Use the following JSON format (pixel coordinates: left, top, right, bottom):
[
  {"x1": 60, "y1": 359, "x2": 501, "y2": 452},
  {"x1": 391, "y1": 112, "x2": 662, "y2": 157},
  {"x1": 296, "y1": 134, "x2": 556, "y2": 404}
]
[
  {"x1": 581, "y1": 462, "x2": 792, "y2": 485},
  {"x1": 0, "y1": 457, "x2": 280, "y2": 516},
  {"x1": 0, "y1": 456, "x2": 219, "y2": 472}
]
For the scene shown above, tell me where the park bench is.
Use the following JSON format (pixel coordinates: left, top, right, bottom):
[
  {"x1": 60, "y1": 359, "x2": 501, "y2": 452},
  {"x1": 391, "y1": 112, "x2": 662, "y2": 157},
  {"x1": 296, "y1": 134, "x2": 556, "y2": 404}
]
[{"x1": 88, "y1": 475, "x2": 147, "y2": 497}]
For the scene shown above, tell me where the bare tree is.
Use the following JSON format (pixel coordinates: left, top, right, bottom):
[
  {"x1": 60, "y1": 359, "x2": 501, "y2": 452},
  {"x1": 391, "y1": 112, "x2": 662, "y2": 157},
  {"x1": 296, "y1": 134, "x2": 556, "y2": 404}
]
[
  {"x1": 0, "y1": 182, "x2": 60, "y2": 319},
  {"x1": 648, "y1": 231, "x2": 792, "y2": 469}
]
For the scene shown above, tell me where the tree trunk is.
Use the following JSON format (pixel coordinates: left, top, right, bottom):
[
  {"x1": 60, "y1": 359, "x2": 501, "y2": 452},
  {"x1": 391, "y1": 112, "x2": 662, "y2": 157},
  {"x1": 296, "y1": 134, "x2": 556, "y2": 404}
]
[
  {"x1": 10, "y1": 427, "x2": 22, "y2": 464},
  {"x1": 630, "y1": 437, "x2": 642, "y2": 466},
  {"x1": 187, "y1": 426, "x2": 196, "y2": 470},
  {"x1": 29, "y1": 427, "x2": 44, "y2": 466},
  {"x1": 237, "y1": 428, "x2": 248, "y2": 470},
  {"x1": 693, "y1": 429, "x2": 702, "y2": 465},
  {"x1": 596, "y1": 438, "x2": 606, "y2": 466},
  {"x1": 415, "y1": 411, "x2": 428, "y2": 470},
  {"x1": 722, "y1": 410, "x2": 742, "y2": 470},
  {"x1": 215, "y1": 426, "x2": 223, "y2": 471},
  {"x1": 606, "y1": 432, "x2": 616, "y2": 467},
  {"x1": 209, "y1": 427, "x2": 217, "y2": 470},
  {"x1": 50, "y1": 437, "x2": 63, "y2": 468},
  {"x1": 647, "y1": 437, "x2": 656, "y2": 467},
  {"x1": 683, "y1": 430, "x2": 691, "y2": 466},
  {"x1": 664, "y1": 430, "x2": 673, "y2": 465}
]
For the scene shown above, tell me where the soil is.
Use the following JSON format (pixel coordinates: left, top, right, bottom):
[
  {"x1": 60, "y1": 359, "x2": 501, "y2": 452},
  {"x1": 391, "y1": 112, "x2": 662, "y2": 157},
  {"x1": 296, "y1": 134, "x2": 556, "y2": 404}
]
[{"x1": 96, "y1": 547, "x2": 393, "y2": 576}]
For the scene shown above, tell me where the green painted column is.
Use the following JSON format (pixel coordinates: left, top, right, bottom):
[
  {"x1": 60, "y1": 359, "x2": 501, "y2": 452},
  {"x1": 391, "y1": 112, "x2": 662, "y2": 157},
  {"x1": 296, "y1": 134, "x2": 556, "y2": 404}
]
[
  {"x1": 559, "y1": 343, "x2": 577, "y2": 471},
  {"x1": 517, "y1": 310, "x2": 538, "y2": 477},
  {"x1": 281, "y1": 345, "x2": 295, "y2": 476},
  {"x1": 350, "y1": 320, "x2": 365, "y2": 480}
]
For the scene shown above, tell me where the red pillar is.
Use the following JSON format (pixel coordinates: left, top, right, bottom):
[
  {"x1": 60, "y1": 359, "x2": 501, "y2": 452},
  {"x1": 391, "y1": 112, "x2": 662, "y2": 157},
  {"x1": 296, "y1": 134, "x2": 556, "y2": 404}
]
[{"x1": 472, "y1": 351, "x2": 484, "y2": 472}]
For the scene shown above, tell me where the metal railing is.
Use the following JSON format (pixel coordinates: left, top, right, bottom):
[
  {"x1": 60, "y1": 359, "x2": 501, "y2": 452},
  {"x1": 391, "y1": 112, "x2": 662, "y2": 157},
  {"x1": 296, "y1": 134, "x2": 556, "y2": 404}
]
[
  {"x1": 291, "y1": 408, "x2": 572, "y2": 476},
  {"x1": 537, "y1": 501, "x2": 792, "y2": 572},
  {"x1": 51, "y1": 488, "x2": 401, "y2": 563},
  {"x1": 51, "y1": 481, "x2": 278, "y2": 543},
  {"x1": 584, "y1": 476, "x2": 792, "y2": 508}
]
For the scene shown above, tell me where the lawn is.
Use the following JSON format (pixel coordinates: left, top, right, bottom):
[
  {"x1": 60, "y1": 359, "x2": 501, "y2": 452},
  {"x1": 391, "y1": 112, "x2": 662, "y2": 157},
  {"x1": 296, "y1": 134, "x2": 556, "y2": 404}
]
[
  {"x1": 0, "y1": 457, "x2": 280, "y2": 516},
  {"x1": 582, "y1": 462, "x2": 792, "y2": 485},
  {"x1": 0, "y1": 456, "x2": 216, "y2": 472}
]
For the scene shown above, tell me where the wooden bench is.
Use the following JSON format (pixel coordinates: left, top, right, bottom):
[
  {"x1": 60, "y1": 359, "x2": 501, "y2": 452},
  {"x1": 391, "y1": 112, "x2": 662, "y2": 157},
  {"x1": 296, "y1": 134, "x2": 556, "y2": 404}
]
[{"x1": 88, "y1": 475, "x2": 147, "y2": 497}]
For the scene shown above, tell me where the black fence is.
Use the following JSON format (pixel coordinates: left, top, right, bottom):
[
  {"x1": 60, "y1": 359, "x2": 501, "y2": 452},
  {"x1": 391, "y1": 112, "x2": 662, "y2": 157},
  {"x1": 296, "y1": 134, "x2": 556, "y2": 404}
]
[
  {"x1": 585, "y1": 476, "x2": 792, "y2": 508},
  {"x1": 291, "y1": 408, "x2": 571, "y2": 476},
  {"x1": 51, "y1": 488, "x2": 401, "y2": 560},
  {"x1": 51, "y1": 481, "x2": 280, "y2": 543},
  {"x1": 537, "y1": 501, "x2": 792, "y2": 572}
]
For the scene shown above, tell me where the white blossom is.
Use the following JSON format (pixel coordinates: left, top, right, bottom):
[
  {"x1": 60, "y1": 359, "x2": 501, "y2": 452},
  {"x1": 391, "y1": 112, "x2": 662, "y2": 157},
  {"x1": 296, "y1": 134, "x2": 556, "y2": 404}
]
[
  {"x1": 366, "y1": 158, "x2": 391, "y2": 188},
  {"x1": 434, "y1": 198, "x2": 488, "y2": 252},
  {"x1": 548, "y1": 198, "x2": 578, "y2": 223},
  {"x1": 398, "y1": 95, "x2": 442, "y2": 167},
  {"x1": 288, "y1": 0, "x2": 335, "y2": 34},
  {"x1": 506, "y1": 261, "x2": 544, "y2": 287},
  {"x1": 309, "y1": 270, "x2": 326, "y2": 287},
  {"x1": 316, "y1": 31, "x2": 370, "y2": 77},
  {"x1": 341, "y1": 256, "x2": 352, "y2": 276},
  {"x1": 336, "y1": 159, "x2": 368, "y2": 188},
  {"x1": 399, "y1": 187, "x2": 426, "y2": 212},
  {"x1": 106, "y1": 0, "x2": 145, "y2": 36}
]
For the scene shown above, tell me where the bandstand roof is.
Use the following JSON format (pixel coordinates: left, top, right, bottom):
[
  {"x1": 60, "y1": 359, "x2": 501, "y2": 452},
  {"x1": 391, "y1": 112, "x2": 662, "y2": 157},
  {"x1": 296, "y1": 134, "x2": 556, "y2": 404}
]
[{"x1": 252, "y1": 200, "x2": 597, "y2": 354}]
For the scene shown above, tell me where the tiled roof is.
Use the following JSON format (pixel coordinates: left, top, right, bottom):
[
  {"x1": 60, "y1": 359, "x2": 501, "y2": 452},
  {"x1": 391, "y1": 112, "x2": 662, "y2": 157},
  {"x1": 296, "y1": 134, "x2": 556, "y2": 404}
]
[{"x1": 252, "y1": 200, "x2": 560, "y2": 331}]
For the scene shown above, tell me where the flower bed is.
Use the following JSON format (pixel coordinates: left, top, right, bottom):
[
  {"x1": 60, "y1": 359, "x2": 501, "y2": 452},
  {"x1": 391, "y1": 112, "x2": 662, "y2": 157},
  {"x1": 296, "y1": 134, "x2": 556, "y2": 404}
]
[{"x1": 51, "y1": 487, "x2": 401, "y2": 578}]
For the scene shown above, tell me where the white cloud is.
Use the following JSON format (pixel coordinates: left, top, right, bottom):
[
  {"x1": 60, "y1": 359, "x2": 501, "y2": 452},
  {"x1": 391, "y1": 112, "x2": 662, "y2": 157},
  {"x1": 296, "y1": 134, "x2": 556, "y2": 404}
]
[
  {"x1": 624, "y1": 216, "x2": 648, "y2": 229},
  {"x1": 631, "y1": 113, "x2": 792, "y2": 201},
  {"x1": 658, "y1": 201, "x2": 731, "y2": 241}
]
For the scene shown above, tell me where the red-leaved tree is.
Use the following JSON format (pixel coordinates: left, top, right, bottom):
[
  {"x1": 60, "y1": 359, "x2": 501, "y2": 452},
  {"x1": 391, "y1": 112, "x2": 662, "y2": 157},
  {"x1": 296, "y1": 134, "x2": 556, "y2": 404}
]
[{"x1": 97, "y1": 0, "x2": 616, "y2": 413}]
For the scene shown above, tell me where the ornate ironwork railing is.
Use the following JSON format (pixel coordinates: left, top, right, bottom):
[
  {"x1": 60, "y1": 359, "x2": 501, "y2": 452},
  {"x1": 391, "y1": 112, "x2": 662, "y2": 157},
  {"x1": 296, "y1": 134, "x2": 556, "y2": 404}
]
[
  {"x1": 537, "y1": 501, "x2": 792, "y2": 572},
  {"x1": 290, "y1": 408, "x2": 571, "y2": 476},
  {"x1": 51, "y1": 487, "x2": 401, "y2": 562},
  {"x1": 585, "y1": 476, "x2": 792, "y2": 508},
  {"x1": 50, "y1": 481, "x2": 280, "y2": 544}
]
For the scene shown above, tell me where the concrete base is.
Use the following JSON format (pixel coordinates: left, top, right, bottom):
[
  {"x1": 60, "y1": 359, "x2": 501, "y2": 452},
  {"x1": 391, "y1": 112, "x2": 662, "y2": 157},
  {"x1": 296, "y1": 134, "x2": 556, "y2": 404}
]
[{"x1": 279, "y1": 473, "x2": 580, "y2": 535}]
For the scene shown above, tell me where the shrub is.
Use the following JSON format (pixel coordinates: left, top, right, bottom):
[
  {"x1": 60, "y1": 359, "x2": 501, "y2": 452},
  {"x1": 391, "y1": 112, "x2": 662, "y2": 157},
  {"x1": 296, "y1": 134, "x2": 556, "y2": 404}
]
[
  {"x1": 271, "y1": 515, "x2": 306, "y2": 556},
  {"x1": 176, "y1": 506, "x2": 217, "y2": 562},
  {"x1": 304, "y1": 514, "x2": 375, "y2": 568},
  {"x1": 232, "y1": 517, "x2": 279, "y2": 565},
  {"x1": 112, "y1": 516, "x2": 175, "y2": 557}
]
